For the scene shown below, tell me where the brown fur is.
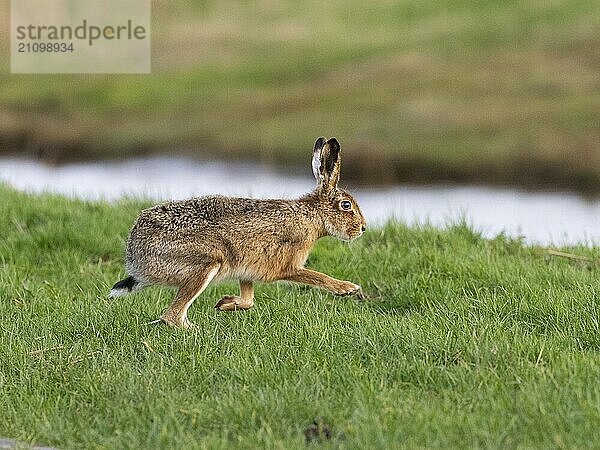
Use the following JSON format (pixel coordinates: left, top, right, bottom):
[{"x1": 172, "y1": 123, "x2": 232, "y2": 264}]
[{"x1": 110, "y1": 138, "x2": 366, "y2": 328}]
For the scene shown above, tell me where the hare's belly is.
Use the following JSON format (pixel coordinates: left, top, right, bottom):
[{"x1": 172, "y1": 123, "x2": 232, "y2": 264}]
[{"x1": 224, "y1": 241, "x2": 311, "y2": 282}]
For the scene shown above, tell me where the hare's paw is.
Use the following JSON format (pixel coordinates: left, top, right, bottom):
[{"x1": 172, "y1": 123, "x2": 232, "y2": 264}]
[
  {"x1": 180, "y1": 317, "x2": 195, "y2": 329},
  {"x1": 332, "y1": 281, "x2": 361, "y2": 297},
  {"x1": 214, "y1": 295, "x2": 238, "y2": 311},
  {"x1": 215, "y1": 295, "x2": 254, "y2": 311},
  {"x1": 154, "y1": 315, "x2": 195, "y2": 329}
]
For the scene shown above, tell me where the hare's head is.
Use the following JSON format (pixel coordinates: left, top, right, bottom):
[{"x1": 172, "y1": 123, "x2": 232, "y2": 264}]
[{"x1": 312, "y1": 137, "x2": 366, "y2": 241}]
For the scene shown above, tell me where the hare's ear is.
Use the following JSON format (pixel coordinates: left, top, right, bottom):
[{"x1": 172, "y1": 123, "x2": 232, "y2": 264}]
[
  {"x1": 320, "y1": 138, "x2": 341, "y2": 192},
  {"x1": 312, "y1": 137, "x2": 327, "y2": 182}
]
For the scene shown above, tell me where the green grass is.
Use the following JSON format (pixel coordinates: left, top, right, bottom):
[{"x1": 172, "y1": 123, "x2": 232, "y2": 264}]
[
  {"x1": 2, "y1": 184, "x2": 600, "y2": 448},
  {"x1": 1, "y1": 0, "x2": 600, "y2": 189}
]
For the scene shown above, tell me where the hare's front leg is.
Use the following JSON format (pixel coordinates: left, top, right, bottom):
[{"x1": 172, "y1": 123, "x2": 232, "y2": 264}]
[
  {"x1": 214, "y1": 280, "x2": 255, "y2": 311},
  {"x1": 285, "y1": 268, "x2": 361, "y2": 296},
  {"x1": 160, "y1": 264, "x2": 220, "y2": 328}
]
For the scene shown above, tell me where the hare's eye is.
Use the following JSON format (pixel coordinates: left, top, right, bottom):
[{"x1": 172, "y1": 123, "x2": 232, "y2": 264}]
[{"x1": 340, "y1": 200, "x2": 352, "y2": 211}]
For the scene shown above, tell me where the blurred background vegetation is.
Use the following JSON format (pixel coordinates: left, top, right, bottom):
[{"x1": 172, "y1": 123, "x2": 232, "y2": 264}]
[{"x1": 1, "y1": 0, "x2": 599, "y2": 189}]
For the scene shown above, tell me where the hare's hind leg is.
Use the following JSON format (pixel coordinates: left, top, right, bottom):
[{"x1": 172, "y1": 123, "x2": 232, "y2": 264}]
[
  {"x1": 214, "y1": 280, "x2": 254, "y2": 311},
  {"x1": 160, "y1": 263, "x2": 220, "y2": 328}
]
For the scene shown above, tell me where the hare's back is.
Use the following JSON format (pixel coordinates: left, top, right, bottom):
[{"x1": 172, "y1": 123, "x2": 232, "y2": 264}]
[{"x1": 132, "y1": 195, "x2": 295, "y2": 233}]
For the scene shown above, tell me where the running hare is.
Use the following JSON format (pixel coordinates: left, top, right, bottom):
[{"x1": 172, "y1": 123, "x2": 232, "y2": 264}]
[{"x1": 109, "y1": 137, "x2": 366, "y2": 328}]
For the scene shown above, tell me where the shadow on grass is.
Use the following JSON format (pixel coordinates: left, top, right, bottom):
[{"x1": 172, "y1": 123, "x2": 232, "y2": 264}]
[{"x1": 358, "y1": 289, "x2": 425, "y2": 316}]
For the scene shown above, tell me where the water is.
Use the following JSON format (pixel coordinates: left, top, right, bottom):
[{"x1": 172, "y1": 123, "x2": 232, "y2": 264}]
[{"x1": 1, "y1": 156, "x2": 599, "y2": 246}]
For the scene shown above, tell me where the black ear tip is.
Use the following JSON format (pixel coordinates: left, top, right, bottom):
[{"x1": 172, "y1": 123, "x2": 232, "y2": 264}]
[
  {"x1": 327, "y1": 137, "x2": 340, "y2": 151},
  {"x1": 314, "y1": 137, "x2": 326, "y2": 151}
]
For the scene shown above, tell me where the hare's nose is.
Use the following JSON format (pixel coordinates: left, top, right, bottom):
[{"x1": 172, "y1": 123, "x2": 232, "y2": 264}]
[{"x1": 361, "y1": 225, "x2": 366, "y2": 232}]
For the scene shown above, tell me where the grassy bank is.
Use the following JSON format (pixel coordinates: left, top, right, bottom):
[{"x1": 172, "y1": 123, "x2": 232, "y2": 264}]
[
  {"x1": 1, "y1": 184, "x2": 600, "y2": 448},
  {"x1": 1, "y1": 1, "x2": 600, "y2": 190}
]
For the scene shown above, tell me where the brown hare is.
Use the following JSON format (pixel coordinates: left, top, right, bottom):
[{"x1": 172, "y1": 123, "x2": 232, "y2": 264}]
[{"x1": 109, "y1": 137, "x2": 366, "y2": 328}]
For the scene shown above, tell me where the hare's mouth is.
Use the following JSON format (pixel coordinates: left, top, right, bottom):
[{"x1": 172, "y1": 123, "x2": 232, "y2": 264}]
[
  {"x1": 346, "y1": 230, "x2": 364, "y2": 242},
  {"x1": 324, "y1": 221, "x2": 363, "y2": 242},
  {"x1": 334, "y1": 231, "x2": 353, "y2": 242}
]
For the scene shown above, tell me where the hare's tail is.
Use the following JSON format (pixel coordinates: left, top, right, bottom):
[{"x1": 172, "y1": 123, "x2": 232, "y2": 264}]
[{"x1": 108, "y1": 276, "x2": 141, "y2": 298}]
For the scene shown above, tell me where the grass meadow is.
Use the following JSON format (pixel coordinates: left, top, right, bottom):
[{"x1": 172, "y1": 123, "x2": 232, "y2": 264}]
[
  {"x1": 1, "y1": 0, "x2": 600, "y2": 188},
  {"x1": 2, "y1": 184, "x2": 600, "y2": 448}
]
